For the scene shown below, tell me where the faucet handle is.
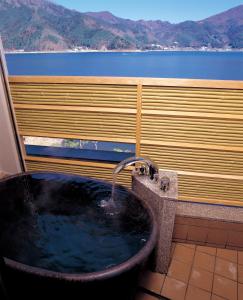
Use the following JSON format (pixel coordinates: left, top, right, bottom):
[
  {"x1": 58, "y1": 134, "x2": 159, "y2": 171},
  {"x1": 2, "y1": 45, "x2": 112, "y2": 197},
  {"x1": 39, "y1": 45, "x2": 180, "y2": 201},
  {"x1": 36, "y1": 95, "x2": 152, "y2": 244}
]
[
  {"x1": 149, "y1": 165, "x2": 159, "y2": 180},
  {"x1": 160, "y1": 176, "x2": 170, "y2": 192},
  {"x1": 135, "y1": 164, "x2": 149, "y2": 176}
]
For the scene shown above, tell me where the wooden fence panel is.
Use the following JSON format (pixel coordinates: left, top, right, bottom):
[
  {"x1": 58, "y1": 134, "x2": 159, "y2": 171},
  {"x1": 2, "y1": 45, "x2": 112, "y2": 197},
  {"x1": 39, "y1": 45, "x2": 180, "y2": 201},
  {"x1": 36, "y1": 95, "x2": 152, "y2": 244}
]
[
  {"x1": 140, "y1": 83, "x2": 243, "y2": 205},
  {"x1": 11, "y1": 83, "x2": 137, "y2": 109},
  {"x1": 9, "y1": 76, "x2": 243, "y2": 205}
]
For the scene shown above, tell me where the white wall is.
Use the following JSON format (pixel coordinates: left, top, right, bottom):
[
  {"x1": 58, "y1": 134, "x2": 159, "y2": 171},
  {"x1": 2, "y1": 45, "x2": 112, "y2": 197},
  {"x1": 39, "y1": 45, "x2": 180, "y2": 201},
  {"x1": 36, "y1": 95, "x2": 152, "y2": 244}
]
[{"x1": 0, "y1": 41, "x2": 23, "y2": 174}]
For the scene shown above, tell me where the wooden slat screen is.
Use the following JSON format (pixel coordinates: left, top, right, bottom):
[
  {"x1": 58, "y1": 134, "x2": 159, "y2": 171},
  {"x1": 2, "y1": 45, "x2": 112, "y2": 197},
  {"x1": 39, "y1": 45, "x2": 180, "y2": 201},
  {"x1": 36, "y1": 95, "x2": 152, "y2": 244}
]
[
  {"x1": 11, "y1": 83, "x2": 137, "y2": 109},
  {"x1": 140, "y1": 83, "x2": 243, "y2": 206},
  {"x1": 179, "y1": 175, "x2": 243, "y2": 206},
  {"x1": 26, "y1": 157, "x2": 131, "y2": 187},
  {"x1": 15, "y1": 108, "x2": 136, "y2": 142},
  {"x1": 141, "y1": 144, "x2": 243, "y2": 176},
  {"x1": 142, "y1": 86, "x2": 243, "y2": 114},
  {"x1": 9, "y1": 76, "x2": 243, "y2": 205},
  {"x1": 141, "y1": 114, "x2": 243, "y2": 146}
]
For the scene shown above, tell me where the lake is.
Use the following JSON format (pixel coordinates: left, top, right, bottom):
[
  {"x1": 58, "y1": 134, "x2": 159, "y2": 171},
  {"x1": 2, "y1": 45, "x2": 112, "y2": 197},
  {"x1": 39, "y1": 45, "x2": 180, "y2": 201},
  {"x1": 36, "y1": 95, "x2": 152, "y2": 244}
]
[{"x1": 6, "y1": 51, "x2": 243, "y2": 80}]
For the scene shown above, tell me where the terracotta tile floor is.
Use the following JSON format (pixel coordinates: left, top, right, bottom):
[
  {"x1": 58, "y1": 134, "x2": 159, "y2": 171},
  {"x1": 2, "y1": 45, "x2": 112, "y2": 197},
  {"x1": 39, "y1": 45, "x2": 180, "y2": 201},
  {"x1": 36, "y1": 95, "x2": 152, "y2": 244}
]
[{"x1": 137, "y1": 243, "x2": 243, "y2": 300}]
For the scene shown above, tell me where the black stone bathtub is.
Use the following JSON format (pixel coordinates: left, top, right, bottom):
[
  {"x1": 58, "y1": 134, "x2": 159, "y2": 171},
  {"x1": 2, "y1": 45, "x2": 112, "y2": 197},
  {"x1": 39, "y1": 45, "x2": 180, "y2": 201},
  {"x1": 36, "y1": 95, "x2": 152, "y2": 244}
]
[{"x1": 0, "y1": 172, "x2": 157, "y2": 300}]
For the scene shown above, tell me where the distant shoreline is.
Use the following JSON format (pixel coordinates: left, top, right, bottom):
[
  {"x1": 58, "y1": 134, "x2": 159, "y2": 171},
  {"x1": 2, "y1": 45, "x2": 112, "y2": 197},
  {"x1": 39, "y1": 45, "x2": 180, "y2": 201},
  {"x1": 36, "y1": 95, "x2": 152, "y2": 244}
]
[{"x1": 5, "y1": 49, "x2": 243, "y2": 54}]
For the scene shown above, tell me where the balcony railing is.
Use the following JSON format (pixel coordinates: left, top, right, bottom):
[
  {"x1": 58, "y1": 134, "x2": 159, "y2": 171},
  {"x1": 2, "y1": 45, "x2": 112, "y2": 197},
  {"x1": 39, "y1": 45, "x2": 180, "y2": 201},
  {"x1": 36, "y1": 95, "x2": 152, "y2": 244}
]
[{"x1": 8, "y1": 75, "x2": 243, "y2": 206}]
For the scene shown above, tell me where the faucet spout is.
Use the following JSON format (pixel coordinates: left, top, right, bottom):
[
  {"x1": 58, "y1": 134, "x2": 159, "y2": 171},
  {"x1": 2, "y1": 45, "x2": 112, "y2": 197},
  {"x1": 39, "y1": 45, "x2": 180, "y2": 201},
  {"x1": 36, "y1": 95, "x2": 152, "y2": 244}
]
[{"x1": 113, "y1": 156, "x2": 159, "y2": 180}]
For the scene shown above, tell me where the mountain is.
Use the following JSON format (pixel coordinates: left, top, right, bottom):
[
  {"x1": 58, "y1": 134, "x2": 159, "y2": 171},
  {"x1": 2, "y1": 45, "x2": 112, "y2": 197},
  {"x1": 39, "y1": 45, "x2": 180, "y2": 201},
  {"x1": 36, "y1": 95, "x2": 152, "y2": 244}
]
[
  {"x1": 200, "y1": 5, "x2": 243, "y2": 48},
  {"x1": 202, "y1": 5, "x2": 243, "y2": 27},
  {"x1": 0, "y1": 0, "x2": 242, "y2": 51}
]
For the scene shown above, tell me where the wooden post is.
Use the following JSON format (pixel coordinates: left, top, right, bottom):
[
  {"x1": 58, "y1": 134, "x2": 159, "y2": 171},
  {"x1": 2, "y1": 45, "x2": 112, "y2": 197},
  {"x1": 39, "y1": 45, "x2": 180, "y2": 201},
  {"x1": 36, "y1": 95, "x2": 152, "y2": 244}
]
[{"x1": 136, "y1": 84, "x2": 142, "y2": 156}]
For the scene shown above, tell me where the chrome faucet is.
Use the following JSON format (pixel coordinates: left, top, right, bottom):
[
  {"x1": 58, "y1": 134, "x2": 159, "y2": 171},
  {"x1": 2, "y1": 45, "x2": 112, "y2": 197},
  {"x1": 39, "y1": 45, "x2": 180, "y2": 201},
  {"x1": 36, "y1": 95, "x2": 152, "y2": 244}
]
[{"x1": 113, "y1": 156, "x2": 159, "y2": 181}]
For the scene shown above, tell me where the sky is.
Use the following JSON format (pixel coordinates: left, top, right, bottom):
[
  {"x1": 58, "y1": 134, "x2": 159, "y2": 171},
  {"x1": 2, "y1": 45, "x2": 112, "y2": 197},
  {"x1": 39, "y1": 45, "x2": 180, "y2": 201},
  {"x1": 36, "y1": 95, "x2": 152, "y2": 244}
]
[{"x1": 53, "y1": 0, "x2": 243, "y2": 23}]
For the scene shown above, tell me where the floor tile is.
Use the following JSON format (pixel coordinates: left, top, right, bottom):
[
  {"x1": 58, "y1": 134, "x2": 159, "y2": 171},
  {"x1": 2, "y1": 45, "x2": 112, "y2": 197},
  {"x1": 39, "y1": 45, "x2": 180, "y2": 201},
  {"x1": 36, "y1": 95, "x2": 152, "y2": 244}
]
[
  {"x1": 215, "y1": 257, "x2": 237, "y2": 281},
  {"x1": 196, "y1": 245, "x2": 216, "y2": 256},
  {"x1": 168, "y1": 259, "x2": 191, "y2": 283},
  {"x1": 194, "y1": 251, "x2": 215, "y2": 272},
  {"x1": 161, "y1": 277, "x2": 187, "y2": 300},
  {"x1": 139, "y1": 271, "x2": 165, "y2": 294},
  {"x1": 238, "y1": 282, "x2": 243, "y2": 300},
  {"x1": 216, "y1": 248, "x2": 237, "y2": 263},
  {"x1": 135, "y1": 292, "x2": 159, "y2": 300},
  {"x1": 173, "y1": 244, "x2": 195, "y2": 265},
  {"x1": 213, "y1": 274, "x2": 237, "y2": 300},
  {"x1": 189, "y1": 267, "x2": 213, "y2": 292},
  {"x1": 185, "y1": 285, "x2": 211, "y2": 300},
  {"x1": 138, "y1": 242, "x2": 243, "y2": 300},
  {"x1": 238, "y1": 264, "x2": 243, "y2": 283}
]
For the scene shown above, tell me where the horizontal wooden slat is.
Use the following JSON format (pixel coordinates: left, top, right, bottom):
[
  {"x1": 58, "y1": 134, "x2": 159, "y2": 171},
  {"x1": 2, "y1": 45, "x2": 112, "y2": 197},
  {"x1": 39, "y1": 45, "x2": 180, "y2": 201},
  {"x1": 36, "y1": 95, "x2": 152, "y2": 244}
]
[
  {"x1": 25, "y1": 155, "x2": 117, "y2": 169},
  {"x1": 141, "y1": 114, "x2": 243, "y2": 147},
  {"x1": 15, "y1": 109, "x2": 136, "y2": 141},
  {"x1": 9, "y1": 76, "x2": 243, "y2": 89},
  {"x1": 25, "y1": 157, "x2": 131, "y2": 188},
  {"x1": 142, "y1": 86, "x2": 243, "y2": 115},
  {"x1": 10, "y1": 83, "x2": 137, "y2": 109},
  {"x1": 178, "y1": 174, "x2": 243, "y2": 205},
  {"x1": 141, "y1": 140, "x2": 243, "y2": 152},
  {"x1": 142, "y1": 110, "x2": 243, "y2": 121},
  {"x1": 13, "y1": 104, "x2": 136, "y2": 114},
  {"x1": 178, "y1": 196, "x2": 243, "y2": 207},
  {"x1": 141, "y1": 144, "x2": 243, "y2": 177}
]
